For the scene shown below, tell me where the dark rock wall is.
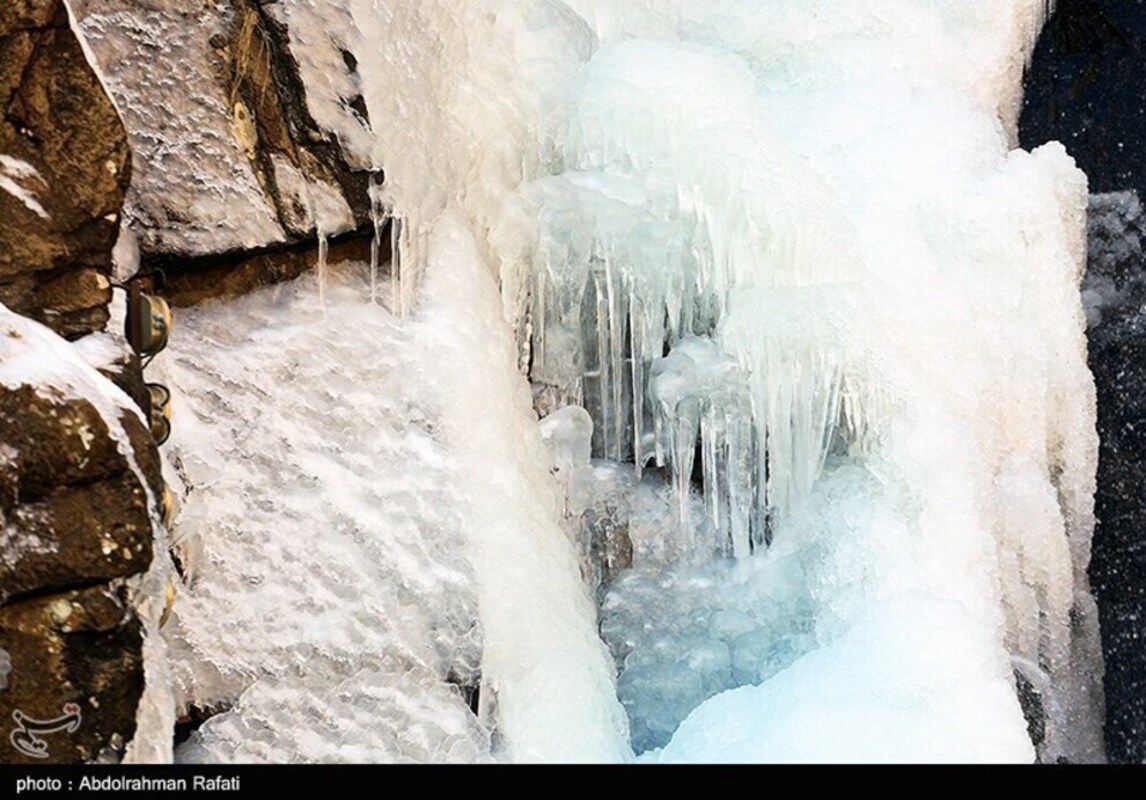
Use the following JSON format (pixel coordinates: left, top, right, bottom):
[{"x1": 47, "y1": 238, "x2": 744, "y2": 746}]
[
  {"x1": 1, "y1": 1, "x2": 165, "y2": 764},
  {"x1": 0, "y1": 0, "x2": 131, "y2": 339},
  {"x1": 1022, "y1": 0, "x2": 1146, "y2": 198},
  {"x1": 1021, "y1": 0, "x2": 1146, "y2": 764},
  {"x1": 0, "y1": 312, "x2": 166, "y2": 765}
]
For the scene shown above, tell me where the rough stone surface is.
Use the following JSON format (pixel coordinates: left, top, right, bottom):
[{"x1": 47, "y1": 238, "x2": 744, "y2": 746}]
[
  {"x1": 1021, "y1": 0, "x2": 1146, "y2": 197},
  {"x1": 0, "y1": 0, "x2": 130, "y2": 339},
  {"x1": 1, "y1": 306, "x2": 165, "y2": 764},
  {"x1": 73, "y1": 0, "x2": 378, "y2": 263},
  {"x1": 159, "y1": 226, "x2": 381, "y2": 307},
  {"x1": 1089, "y1": 324, "x2": 1146, "y2": 764},
  {"x1": 0, "y1": 584, "x2": 143, "y2": 764},
  {"x1": 0, "y1": 383, "x2": 161, "y2": 606}
]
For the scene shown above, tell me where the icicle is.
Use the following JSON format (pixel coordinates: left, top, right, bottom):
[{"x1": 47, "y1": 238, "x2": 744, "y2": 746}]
[
  {"x1": 390, "y1": 216, "x2": 403, "y2": 315},
  {"x1": 726, "y1": 405, "x2": 756, "y2": 557},
  {"x1": 591, "y1": 264, "x2": 613, "y2": 459},
  {"x1": 670, "y1": 396, "x2": 698, "y2": 538},
  {"x1": 700, "y1": 405, "x2": 722, "y2": 547},
  {"x1": 533, "y1": 260, "x2": 548, "y2": 383},
  {"x1": 369, "y1": 185, "x2": 385, "y2": 305},
  {"x1": 629, "y1": 281, "x2": 645, "y2": 478},
  {"x1": 317, "y1": 232, "x2": 329, "y2": 313},
  {"x1": 604, "y1": 251, "x2": 624, "y2": 462}
]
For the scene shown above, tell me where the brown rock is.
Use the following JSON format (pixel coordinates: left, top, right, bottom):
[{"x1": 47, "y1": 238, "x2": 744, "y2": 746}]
[
  {"x1": 33, "y1": 268, "x2": 112, "y2": 312},
  {"x1": 0, "y1": 315, "x2": 163, "y2": 762},
  {"x1": 73, "y1": 0, "x2": 380, "y2": 279},
  {"x1": 0, "y1": 385, "x2": 156, "y2": 505},
  {"x1": 0, "y1": 0, "x2": 130, "y2": 339},
  {"x1": 0, "y1": 474, "x2": 154, "y2": 605},
  {"x1": 0, "y1": 584, "x2": 143, "y2": 764},
  {"x1": 160, "y1": 228, "x2": 380, "y2": 307},
  {"x1": 0, "y1": 370, "x2": 162, "y2": 606},
  {"x1": 0, "y1": 2, "x2": 59, "y2": 32},
  {"x1": 217, "y1": 0, "x2": 374, "y2": 240}
]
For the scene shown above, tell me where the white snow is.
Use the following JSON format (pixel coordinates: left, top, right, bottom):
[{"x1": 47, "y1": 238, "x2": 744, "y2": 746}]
[
  {"x1": 73, "y1": 331, "x2": 131, "y2": 375},
  {"x1": 0, "y1": 155, "x2": 50, "y2": 220}
]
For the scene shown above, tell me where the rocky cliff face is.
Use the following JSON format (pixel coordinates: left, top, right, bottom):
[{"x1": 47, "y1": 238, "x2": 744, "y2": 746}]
[
  {"x1": 1021, "y1": 0, "x2": 1146, "y2": 764},
  {"x1": 71, "y1": 0, "x2": 381, "y2": 301},
  {"x1": 1, "y1": 0, "x2": 167, "y2": 764},
  {"x1": 0, "y1": 306, "x2": 167, "y2": 765},
  {"x1": 2, "y1": 1, "x2": 381, "y2": 763},
  {"x1": 0, "y1": 0, "x2": 131, "y2": 340}
]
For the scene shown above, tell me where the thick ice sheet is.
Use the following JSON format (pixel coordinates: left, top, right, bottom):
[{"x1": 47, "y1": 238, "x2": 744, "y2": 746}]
[
  {"x1": 160, "y1": 257, "x2": 628, "y2": 762},
  {"x1": 158, "y1": 274, "x2": 489, "y2": 763}
]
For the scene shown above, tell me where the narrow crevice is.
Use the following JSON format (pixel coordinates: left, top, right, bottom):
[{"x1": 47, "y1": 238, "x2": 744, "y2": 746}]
[
  {"x1": 173, "y1": 703, "x2": 232, "y2": 748},
  {"x1": 144, "y1": 219, "x2": 390, "y2": 307},
  {"x1": 0, "y1": 578, "x2": 125, "y2": 613},
  {"x1": 446, "y1": 671, "x2": 481, "y2": 717}
]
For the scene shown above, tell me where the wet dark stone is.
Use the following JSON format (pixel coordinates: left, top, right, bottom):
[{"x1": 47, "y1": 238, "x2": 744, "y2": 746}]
[
  {"x1": 0, "y1": 584, "x2": 144, "y2": 765},
  {"x1": 1014, "y1": 669, "x2": 1047, "y2": 751}
]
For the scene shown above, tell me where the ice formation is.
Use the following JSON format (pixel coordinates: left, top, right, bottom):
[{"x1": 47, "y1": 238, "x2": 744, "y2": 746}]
[
  {"x1": 339, "y1": 0, "x2": 1099, "y2": 762},
  {"x1": 418, "y1": 213, "x2": 631, "y2": 762},
  {"x1": 63, "y1": 0, "x2": 1105, "y2": 763},
  {"x1": 156, "y1": 275, "x2": 491, "y2": 763},
  {"x1": 156, "y1": 260, "x2": 629, "y2": 762},
  {"x1": 311, "y1": 0, "x2": 1100, "y2": 762}
]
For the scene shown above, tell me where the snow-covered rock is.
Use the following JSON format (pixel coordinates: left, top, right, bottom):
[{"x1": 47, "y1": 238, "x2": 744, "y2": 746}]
[
  {"x1": 72, "y1": 0, "x2": 377, "y2": 262},
  {"x1": 0, "y1": 303, "x2": 169, "y2": 764}
]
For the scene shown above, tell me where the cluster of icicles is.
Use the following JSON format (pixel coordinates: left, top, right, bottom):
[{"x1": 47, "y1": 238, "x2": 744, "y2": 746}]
[{"x1": 523, "y1": 43, "x2": 874, "y2": 558}]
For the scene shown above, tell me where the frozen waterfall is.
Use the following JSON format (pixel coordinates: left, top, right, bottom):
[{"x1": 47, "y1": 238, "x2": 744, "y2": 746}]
[{"x1": 153, "y1": 0, "x2": 1102, "y2": 763}]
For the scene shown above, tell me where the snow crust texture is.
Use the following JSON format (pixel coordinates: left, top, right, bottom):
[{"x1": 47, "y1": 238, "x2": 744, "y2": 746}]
[{"x1": 159, "y1": 275, "x2": 489, "y2": 763}]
